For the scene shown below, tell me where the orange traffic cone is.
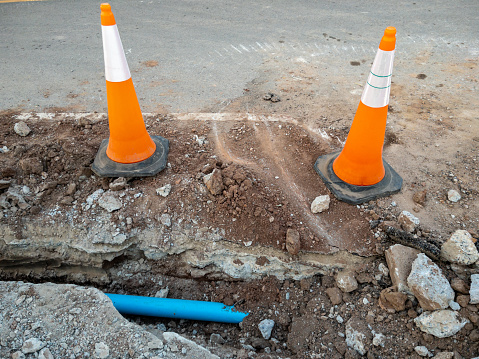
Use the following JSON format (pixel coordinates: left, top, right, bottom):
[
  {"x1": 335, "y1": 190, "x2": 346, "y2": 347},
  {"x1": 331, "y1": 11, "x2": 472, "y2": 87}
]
[
  {"x1": 92, "y1": 3, "x2": 169, "y2": 177},
  {"x1": 314, "y1": 27, "x2": 402, "y2": 204}
]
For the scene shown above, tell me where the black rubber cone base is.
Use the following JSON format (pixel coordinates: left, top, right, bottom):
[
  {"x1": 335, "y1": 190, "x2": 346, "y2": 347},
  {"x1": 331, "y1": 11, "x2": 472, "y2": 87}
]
[
  {"x1": 92, "y1": 136, "x2": 169, "y2": 178},
  {"x1": 314, "y1": 151, "x2": 402, "y2": 205}
]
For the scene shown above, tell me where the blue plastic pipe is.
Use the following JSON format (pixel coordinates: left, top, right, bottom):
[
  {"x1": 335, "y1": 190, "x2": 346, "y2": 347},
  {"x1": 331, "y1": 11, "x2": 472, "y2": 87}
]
[{"x1": 105, "y1": 293, "x2": 248, "y2": 324}]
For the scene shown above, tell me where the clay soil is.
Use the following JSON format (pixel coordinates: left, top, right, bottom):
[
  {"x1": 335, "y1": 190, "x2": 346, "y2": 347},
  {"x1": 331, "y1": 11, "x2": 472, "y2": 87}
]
[{"x1": 1, "y1": 53, "x2": 479, "y2": 358}]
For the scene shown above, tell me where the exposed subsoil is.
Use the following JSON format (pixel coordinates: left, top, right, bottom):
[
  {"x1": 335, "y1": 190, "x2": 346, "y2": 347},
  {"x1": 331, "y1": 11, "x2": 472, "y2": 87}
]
[{"x1": 1, "y1": 52, "x2": 479, "y2": 358}]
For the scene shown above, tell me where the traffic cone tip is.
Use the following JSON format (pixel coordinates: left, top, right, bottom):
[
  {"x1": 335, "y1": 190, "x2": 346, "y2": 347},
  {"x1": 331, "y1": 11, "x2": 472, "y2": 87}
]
[
  {"x1": 379, "y1": 27, "x2": 396, "y2": 51},
  {"x1": 101, "y1": 3, "x2": 116, "y2": 26}
]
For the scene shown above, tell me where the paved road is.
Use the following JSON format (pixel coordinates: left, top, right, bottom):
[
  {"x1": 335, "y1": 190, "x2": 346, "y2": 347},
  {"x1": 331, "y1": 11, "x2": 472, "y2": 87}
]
[{"x1": 1, "y1": 0, "x2": 478, "y2": 113}]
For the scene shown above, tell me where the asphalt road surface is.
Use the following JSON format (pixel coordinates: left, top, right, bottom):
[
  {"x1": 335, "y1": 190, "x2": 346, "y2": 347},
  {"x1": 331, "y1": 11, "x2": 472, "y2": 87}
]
[{"x1": 1, "y1": 0, "x2": 478, "y2": 113}]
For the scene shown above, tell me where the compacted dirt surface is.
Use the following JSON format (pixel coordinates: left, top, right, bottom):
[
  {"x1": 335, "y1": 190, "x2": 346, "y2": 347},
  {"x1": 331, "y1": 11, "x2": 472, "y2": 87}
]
[{"x1": 1, "y1": 45, "x2": 479, "y2": 358}]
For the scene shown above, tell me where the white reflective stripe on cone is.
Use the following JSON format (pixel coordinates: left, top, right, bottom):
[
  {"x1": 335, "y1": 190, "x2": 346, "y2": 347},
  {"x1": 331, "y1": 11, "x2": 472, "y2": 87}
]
[
  {"x1": 361, "y1": 49, "x2": 395, "y2": 108},
  {"x1": 102, "y1": 25, "x2": 131, "y2": 83}
]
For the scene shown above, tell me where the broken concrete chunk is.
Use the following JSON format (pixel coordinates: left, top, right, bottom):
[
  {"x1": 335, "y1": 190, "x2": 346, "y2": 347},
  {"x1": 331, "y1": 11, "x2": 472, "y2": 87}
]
[
  {"x1": 447, "y1": 189, "x2": 461, "y2": 202},
  {"x1": 156, "y1": 183, "x2": 172, "y2": 197},
  {"x1": 163, "y1": 332, "x2": 220, "y2": 359},
  {"x1": 398, "y1": 211, "x2": 420, "y2": 233},
  {"x1": 470, "y1": 274, "x2": 479, "y2": 305},
  {"x1": 14, "y1": 121, "x2": 31, "y2": 137},
  {"x1": 311, "y1": 195, "x2": 330, "y2": 213},
  {"x1": 441, "y1": 230, "x2": 479, "y2": 265},
  {"x1": 109, "y1": 177, "x2": 127, "y2": 191},
  {"x1": 414, "y1": 310, "x2": 469, "y2": 338},
  {"x1": 98, "y1": 193, "x2": 122, "y2": 212},
  {"x1": 22, "y1": 338, "x2": 45, "y2": 354},
  {"x1": 258, "y1": 319, "x2": 275, "y2": 340},
  {"x1": 407, "y1": 253, "x2": 454, "y2": 310},
  {"x1": 345, "y1": 317, "x2": 372, "y2": 356}
]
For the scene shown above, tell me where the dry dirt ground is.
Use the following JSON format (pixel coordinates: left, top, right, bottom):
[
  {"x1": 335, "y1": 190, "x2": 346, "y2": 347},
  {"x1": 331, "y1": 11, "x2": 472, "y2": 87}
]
[{"x1": 1, "y1": 47, "x2": 478, "y2": 358}]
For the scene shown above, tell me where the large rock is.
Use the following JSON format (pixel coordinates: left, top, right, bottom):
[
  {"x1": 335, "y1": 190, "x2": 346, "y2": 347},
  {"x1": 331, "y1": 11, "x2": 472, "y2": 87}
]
[
  {"x1": 203, "y1": 169, "x2": 224, "y2": 195},
  {"x1": 345, "y1": 317, "x2": 372, "y2": 356},
  {"x1": 0, "y1": 281, "x2": 207, "y2": 359},
  {"x1": 407, "y1": 253, "x2": 454, "y2": 310},
  {"x1": 385, "y1": 244, "x2": 421, "y2": 294},
  {"x1": 414, "y1": 310, "x2": 469, "y2": 338},
  {"x1": 441, "y1": 230, "x2": 479, "y2": 265},
  {"x1": 470, "y1": 274, "x2": 479, "y2": 304}
]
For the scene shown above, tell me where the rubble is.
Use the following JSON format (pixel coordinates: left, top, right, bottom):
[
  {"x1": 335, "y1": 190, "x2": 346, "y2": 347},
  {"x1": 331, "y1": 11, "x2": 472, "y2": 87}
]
[
  {"x1": 441, "y1": 230, "x2": 479, "y2": 265},
  {"x1": 407, "y1": 253, "x2": 455, "y2": 310},
  {"x1": 311, "y1": 195, "x2": 330, "y2": 213},
  {"x1": 470, "y1": 274, "x2": 479, "y2": 305},
  {"x1": 336, "y1": 271, "x2": 358, "y2": 293},
  {"x1": 14, "y1": 121, "x2": 31, "y2": 136},
  {"x1": 414, "y1": 310, "x2": 469, "y2": 338},
  {"x1": 385, "y1": 243, "x2": 420, "y2": 294}
]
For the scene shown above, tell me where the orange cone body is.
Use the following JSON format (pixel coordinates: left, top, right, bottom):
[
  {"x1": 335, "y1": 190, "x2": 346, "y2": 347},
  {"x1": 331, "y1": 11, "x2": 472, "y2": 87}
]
[
  {"x1": 101, "y1": 3, "x2": 156, "y2": 164},
  {"x1": 333, "y1": 27, "x2": 396, "y2": 186}
]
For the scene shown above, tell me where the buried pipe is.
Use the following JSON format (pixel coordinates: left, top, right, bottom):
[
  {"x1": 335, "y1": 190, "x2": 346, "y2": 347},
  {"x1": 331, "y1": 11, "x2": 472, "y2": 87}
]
[{"x1": 105, "y1": 293, "x2": 249, "y2": 324}]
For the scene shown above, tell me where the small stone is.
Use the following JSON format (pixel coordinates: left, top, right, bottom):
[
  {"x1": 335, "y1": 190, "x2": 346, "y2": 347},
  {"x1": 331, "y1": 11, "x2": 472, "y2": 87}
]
[
  {"x1": 326, "y1": 287, "x2": 343, "y2": 305},
  {"x1": 65, "y1": 183, "x2": 77, "y2": 196},
  {"x1": 203, "y1": 169, "x2": 224, "y2": 195},
  {"x1": 379, "y1": 287, "x2": 408, "y2": 312},
  {"x1": 336, "y1": 271, "x2": 359, "y2": 293},
  {"x1": 407, "y1": 253, "x2": 454, "y2": 310},
  {"x1": 470, "y1": 329, "x2": 479, "y2": 342},
  {"x1": 155, "y1": 287, "x2": 169, "y2": 298},
  {"x1": 311, "y1": 195, "x2": 330, "y2": 213},
  {"x1": 456, "y1": 295, "x2": 470, "y2": 307},
  {"x1": 447, "y1": 189, "x2": 461, "y2": 202},
  {"x1": 94, "y1": 342, "x2": 109, "y2": 359},
  {"x1": 12, "y1": 352, "x2": 26, "y2": 359},
  {"x1": 109, "y1": 177, "x2": 127, "y2": 191},
  {"x1": 432, "y1": 352, "x2": 454, "y2": 359},
  {"x1": 22, "y1": 338, "x2": 45, "y2": 354},
  {"x1": 398, "y1": 211, "x2": 420, "y2": 232},
  {"x1": 156, "y1": 184, "x2": 172, "y2": 197},
  {"x1": 39, "y1": 348, "x2": 54, "y2": 359},
  {"x1": 441, "y1": 230, "x2": 479, "y2": 265},
  {"x1": 60, "y1": 196, "x2": 74, "y2": 205},
  {"x1": 470, "y1": 274, "x2": 479, "y2": 304},
  {"x1": 160, "y1": 213, "x2": 172, "y2": 227},
  {"x1": 14, "y1": 121, "x2": 31, "y2": 136},
  {"x1": 413, "y1": 190, "x2": 427, "y2": 206},
  {"x1": 97, "y1": 193, "x2": 122, "y2": 212},
  {"x1": 210, "y1": 333, "x2": 226, "y2": 345},
  {"x1": 450, "y1": 277, "x2": 469, "y2": 294},
  {"x1": 449, "y1": 300, "x2": 461, "y2": 311},
  {"x1": 258, "y1": 319, "x2": 275, "y2": 340},
  {"x1": 286, "y1": 228, "x2": 301, "y2": 255},
  {"x1": 414, "y1": 310, "x2": 469, "y2": 338},
  {"x1": 251, "y1": 337, "x2": 270, "y2": 349},
  {"x1": 414, "y1": 346, "x2": 431, "y2": 357}
]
